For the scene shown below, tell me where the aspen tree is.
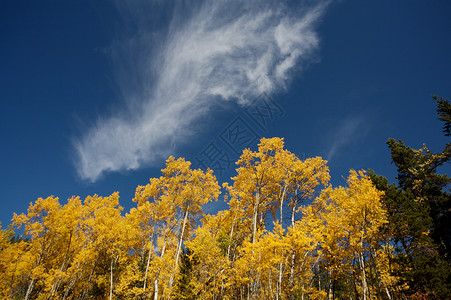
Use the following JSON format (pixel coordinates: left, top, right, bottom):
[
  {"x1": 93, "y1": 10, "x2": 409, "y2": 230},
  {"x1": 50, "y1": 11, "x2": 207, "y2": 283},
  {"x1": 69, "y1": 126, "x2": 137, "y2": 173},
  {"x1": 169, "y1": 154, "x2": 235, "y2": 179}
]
[
  {"x1": 12, "y1": 196, "x2": 62, "y2": 300},
  {"x1": 304, "y1": 170, "x2": 389, "y2": 299},
  {"x1": 133, "y1": 156, "x2": 220, "y2": 299}
]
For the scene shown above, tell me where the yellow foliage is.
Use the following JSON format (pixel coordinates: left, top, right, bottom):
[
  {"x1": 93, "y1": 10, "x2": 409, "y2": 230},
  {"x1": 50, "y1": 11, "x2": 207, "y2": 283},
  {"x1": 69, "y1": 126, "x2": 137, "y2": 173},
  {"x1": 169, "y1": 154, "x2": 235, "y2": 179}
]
[{"x1": 0, "y1": 137, "x2": 401, "y2": 299}]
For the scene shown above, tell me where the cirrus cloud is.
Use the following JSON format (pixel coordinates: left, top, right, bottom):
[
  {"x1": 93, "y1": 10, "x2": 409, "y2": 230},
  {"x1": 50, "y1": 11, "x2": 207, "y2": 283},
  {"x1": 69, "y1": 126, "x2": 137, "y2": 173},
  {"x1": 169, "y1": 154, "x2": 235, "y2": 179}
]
[{"x1": 74, "y1": 0, "x2": 330, "y2": 182}]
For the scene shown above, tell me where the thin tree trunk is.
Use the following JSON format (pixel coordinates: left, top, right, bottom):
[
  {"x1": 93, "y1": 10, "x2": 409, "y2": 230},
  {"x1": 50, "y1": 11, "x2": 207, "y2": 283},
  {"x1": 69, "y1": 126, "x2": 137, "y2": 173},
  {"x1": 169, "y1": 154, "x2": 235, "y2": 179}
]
[
  {"x1": 268, "y1": 267, "x2": 274, "y2": 300},
  {"x1": 290, "y1": 249, "x2": 309, "y2": 292},
  {"x1": 278, "y1": 259, "x2": 284, "y2": 300},
  {"x1": 25, "y1": 238, "x2": 49, "y2": 300},
  {"x1": 226, "y1": 207, "x2": 238, "y2": 262},
  {"x1": 384, "y1": 283, "x2": 392, "y2": 300},
  {"x1": 247, "y1": 282, "x2": 250, "y2": 300},
  {"x1": 49, "y1": 232, "x2": 74, "y2": 299},
  {"x1": 168, "y1": 204, "x2": 190, "y2": 290},
  {"x1": 290, "y1": 188, "x2": 300, "y2": 227},
  {"x1": 81, "y1": 252, "x2": 101, "y2": 300},
  {"x1": 109, "y1": 254, "x2": 118, "y2": 300},
  {"x1": 62, "y1": 261, "x2": 81, "y2": 300},
  {"x1": 143, "y1": 233, "x2": 154, "y2": 292},
  {"x1": 277, "y1": 183, "x2": 287, "y2": 300},
  {"x1": 62, "y1": 276, "x2": 77, "y2": 300},
  {"x1": 154, "y1": 277, "x2": 159, "y2": 300},
  {"x1": 351, "y1": 258, "x2": 360, "y2": 300},
  {"x1": 317, "y1": 263, "x2": 321, "y2": 293},
  {"x1": 369, "y1": 245, "x2": 386, "y2": 299},
  {"x1": 252, "y1": 191, "x2": 260, "y2": 244},
  {"x1": 154, "y1": 235, "x2": 168, "y2": 300},
  {"x1": 289, "y1": 249, "x2": 296, "y2": 288},
  {"x1": 279, "y1": 184, "x2": 287, "y2": 225},
  {"x1": 360, "y1": 209, "x2": 369, "y2": 300},
  {"x1": 288, "y1": 196, "x2": 299, "y2": 295},
  {"x1": 24, "y1": 277, "x2": 36, "y2": 300},
  {"x1": 328, "y1": 269, "x2": 333, "y2": 300},
  {"x1": 359, "y1": 251, "x2": 368, "y2": 300}
]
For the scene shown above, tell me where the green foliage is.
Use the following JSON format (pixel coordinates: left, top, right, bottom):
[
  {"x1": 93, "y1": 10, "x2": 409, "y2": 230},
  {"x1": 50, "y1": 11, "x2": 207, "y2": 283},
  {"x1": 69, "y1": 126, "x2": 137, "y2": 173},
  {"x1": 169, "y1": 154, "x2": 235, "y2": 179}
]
[
  {"x1": 369, "y1": 171, "x2": 451, "y2": 297},
  {"x1": 368, "y1": 172, "x2": 432, "y2": 253},
  {"x1": 174, "y1": 248, "x2": 197, "y2": 300},
  {"x1": 368, "y1": 95, "x2": 451, "y2": 298},
  {"x1": 386, "y1": 140, "x2": 450, "y2": 258},
  {"x1": 434, "y1": 95, "x2": 451, "y2": 136}
]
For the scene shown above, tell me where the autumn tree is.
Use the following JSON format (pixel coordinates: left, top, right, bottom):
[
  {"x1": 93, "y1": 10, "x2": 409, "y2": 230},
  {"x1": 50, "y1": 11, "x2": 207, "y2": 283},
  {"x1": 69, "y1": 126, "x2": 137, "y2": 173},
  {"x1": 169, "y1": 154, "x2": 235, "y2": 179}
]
[
  {"x1": 184, "y1": 213, "x2": 233, "y2": 299},
  {"x1": 10, "y1": 196, "x2": 65, "y2": 300},
  {"x1": 220, "y1": 137, "x2": 329, "y2": 299},
  {"x1": 0, "y1": 222, "x2": 27, "y2": 298},
  {"x1": 2, "y1": 135, "x2": 439, "y2": 299},
  {"x1": 132, "y1": 156, "x2": 220, "y2": 299},
  {"x1": 223, "y1": 138, "x2": 329, "y2": 240},
  {"x1": 302, "y1": 170, "x2": 392, "y2": 299}
]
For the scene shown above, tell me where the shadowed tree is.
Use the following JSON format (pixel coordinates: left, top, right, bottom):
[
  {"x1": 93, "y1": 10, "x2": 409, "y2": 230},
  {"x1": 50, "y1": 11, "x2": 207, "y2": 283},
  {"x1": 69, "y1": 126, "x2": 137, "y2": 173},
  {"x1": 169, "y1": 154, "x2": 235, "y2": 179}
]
[{"x1": 369, "y1": 96, "x2": 451, "y2": 298}]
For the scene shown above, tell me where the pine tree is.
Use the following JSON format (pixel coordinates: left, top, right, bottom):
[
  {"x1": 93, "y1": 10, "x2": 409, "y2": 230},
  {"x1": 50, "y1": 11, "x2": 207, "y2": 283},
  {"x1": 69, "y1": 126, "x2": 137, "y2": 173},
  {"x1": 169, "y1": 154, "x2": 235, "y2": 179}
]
[
  {"x1": 368, "y1": 96, "x2": 451, "y2": 298},
  {"x1": 174, "y1": 248, "x2": 197, "y2": 300}
]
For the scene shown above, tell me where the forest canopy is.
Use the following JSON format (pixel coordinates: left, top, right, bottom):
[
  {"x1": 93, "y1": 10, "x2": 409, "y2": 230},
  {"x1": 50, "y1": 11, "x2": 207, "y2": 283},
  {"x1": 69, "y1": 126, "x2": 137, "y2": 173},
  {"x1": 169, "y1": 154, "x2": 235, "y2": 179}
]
[{"x1": 0, "y1": 97, "x2": 450, "y2": 300}]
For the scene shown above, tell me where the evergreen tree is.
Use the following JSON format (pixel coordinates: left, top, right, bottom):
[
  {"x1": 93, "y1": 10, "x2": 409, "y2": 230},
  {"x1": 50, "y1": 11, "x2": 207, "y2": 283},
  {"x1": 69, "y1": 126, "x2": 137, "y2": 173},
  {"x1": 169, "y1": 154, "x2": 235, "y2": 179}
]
[
  {"x1": 368, "y1": 96, "x2": 451, "y2": 298},
  {"x1": 174, "y1": 248, "x2": 197, "y2": 300},
  {"x1": 434, "y1": 95, "x2": 451, "y2": 137}
]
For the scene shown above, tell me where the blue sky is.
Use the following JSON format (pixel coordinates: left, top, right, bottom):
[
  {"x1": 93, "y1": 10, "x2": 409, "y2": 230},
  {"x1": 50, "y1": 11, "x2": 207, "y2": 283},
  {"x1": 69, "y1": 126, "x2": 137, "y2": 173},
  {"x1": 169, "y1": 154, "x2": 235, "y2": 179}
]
[{"x1": 1, "y1": 0, "x2": 451, "y2": 227}]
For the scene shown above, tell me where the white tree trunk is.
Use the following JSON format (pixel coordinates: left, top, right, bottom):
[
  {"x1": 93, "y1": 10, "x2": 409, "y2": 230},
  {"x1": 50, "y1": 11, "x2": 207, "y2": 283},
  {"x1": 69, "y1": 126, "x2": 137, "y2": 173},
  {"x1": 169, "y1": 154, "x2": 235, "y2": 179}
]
[
  {"x1": 153, "y1": 236, "x2": 167, "y2": 300},
  {"x1": 109, "y1": 254, "x2": 118, "y2": 300},
  {"x1": 143, "y1": 233, "x2": 154, "y2": 292},
  {"x1": 279, "y1": 184, "x2": 287, "y2": 224},
  {"x1": 278, "y1": 259, "x2": 284, "y2": 300},
  {"x1": 24, "y1": 277, "x2": 36, "y2": 300},
  {"x1": 25, "y1": 238, "x2": 50, "y2": 300},
  {"x1": 62, "y1": 261, "x2": 81, "y2": 300},
  {"x1": 168, "y1": 205, "x2": 190, "y2": 294},
  {"x1": 252, "y1": 191, "x2": 260, "y2": 244},
  {"x1": 360, "y1": 252, "x2": 368, "y2": 300}
]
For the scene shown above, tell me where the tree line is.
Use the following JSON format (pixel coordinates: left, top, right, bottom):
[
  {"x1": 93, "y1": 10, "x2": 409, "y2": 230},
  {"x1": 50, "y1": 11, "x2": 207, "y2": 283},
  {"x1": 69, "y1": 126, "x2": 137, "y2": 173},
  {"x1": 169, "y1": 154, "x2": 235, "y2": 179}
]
[{"x1": 0, "y1": 97, "x2": 449, "y2": 299}]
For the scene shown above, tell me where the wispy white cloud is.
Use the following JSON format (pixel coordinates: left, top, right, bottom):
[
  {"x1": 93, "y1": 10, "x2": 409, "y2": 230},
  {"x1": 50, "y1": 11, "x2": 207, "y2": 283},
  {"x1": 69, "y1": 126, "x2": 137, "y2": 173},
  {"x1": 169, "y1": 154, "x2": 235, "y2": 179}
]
[
  {"x1": 74, "y1": 0, "x2": 330, "y2": 182},
  {"x1": 326, "y1": 117, "x2": 368, "y2": 161}
]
